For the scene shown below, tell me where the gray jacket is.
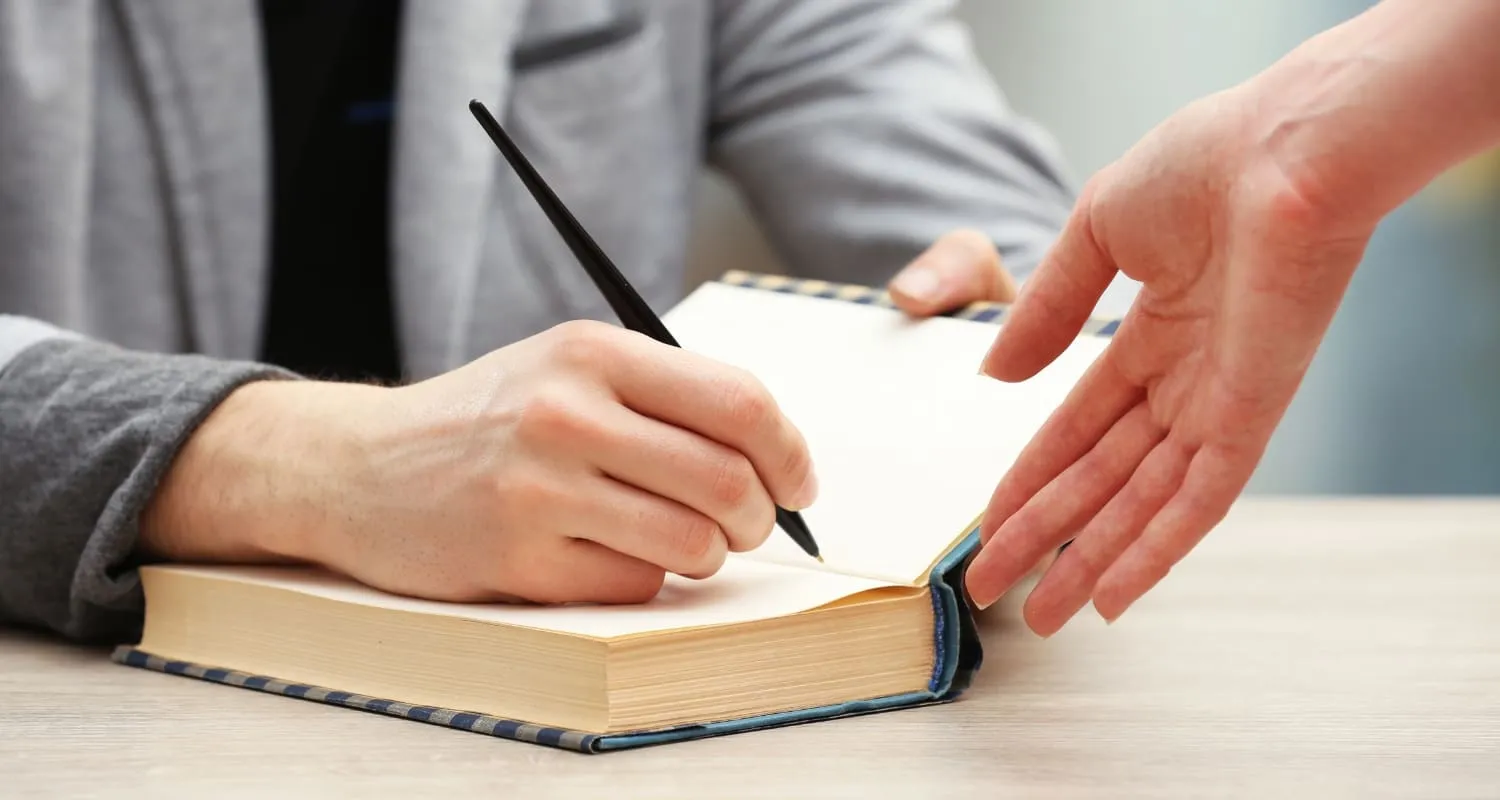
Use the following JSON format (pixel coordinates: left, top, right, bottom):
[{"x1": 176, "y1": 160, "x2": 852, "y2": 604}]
[{"x1": 0, "y1": 0, "x2": 1074, "y2": 642}]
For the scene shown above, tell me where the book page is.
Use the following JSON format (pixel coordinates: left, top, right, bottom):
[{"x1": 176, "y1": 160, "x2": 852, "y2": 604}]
[
  {"x1": 663, "y1": 282, "x2": 1110, "y2": 585},
  {"x1": 153, "y1": 560, "x2": 898, "y2": 639}
]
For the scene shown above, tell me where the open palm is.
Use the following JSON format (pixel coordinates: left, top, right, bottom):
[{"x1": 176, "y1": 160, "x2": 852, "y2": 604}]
[{"x1": 962, "y1": 89, "x2": 1373, "y2": 635}]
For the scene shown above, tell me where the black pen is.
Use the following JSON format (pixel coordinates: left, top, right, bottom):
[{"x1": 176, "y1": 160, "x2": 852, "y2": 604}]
[{"x1": 468, "y1": 99, "x2": 822, "y2": 563}]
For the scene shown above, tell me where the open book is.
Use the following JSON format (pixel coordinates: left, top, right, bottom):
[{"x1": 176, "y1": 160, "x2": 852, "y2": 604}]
[{"x1": 113, "y1": 271, "x2": 1116, "y2": 753}]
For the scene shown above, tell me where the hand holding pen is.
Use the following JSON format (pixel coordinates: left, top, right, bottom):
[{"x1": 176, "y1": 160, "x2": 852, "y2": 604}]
[{"x1": 469, "y1": 99, "x2": 823, "y2": 562}]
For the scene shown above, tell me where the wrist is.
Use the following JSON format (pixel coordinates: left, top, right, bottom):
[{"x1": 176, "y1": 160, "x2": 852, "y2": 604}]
[
  {"x1": 1243, "y1": 0, "x2": 1500, "y2": 232},
  {"x1": 139, "y1": 378, "x2": 383, "y2": 567}
]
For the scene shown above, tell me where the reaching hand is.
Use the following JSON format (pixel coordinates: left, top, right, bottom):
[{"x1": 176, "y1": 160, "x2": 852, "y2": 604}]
[{"x1": 961, "y1": 85, "x2": 1376, "y2": 634}]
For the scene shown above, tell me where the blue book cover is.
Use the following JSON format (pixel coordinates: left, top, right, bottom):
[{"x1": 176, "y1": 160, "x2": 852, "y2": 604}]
[{"x1": 112, "y1": 271, "x2": 1118, "y2": 753}]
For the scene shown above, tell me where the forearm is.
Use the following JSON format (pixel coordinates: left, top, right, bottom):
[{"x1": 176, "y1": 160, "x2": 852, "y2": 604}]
[
  {"x1": 1249, "y1": 0, "x2": 1500, "y2": 229},
  {"x1": 0, "y1": 336, "x2": 292, "y2": 641},
  {"x1": 139, "y1": 378, "x2": 378, "y2": 569}
]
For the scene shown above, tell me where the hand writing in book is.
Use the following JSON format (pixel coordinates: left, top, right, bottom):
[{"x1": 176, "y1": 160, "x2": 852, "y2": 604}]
[
  {"x1": 141, "y1": 320, "x2": 817, "y2": 605},
  {"x1": 887, "y1": 229, "x2": 1019, "y2": 316}
]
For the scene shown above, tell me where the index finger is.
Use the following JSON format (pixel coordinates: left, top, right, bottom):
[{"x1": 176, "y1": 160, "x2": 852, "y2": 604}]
[
  {"x1": 982, "y1": 182, "x2": 1118, "y2": 382},
  {"x1": 604, "y1": 335, "x2": 818, "y2": 513}
]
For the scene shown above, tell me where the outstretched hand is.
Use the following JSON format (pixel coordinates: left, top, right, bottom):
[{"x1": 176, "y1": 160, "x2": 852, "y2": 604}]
[{"x1": 962, "y1": 85, "x2": 1375, "y2": 635}]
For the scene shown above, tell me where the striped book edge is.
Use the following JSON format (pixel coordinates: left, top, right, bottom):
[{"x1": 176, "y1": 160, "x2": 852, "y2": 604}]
[
  {"x1": 110, "y1": 646, "x2": 605, "y2": 752},
  {"x1": 714, "y1": 270, "x2": 1121, "y2": 336}
]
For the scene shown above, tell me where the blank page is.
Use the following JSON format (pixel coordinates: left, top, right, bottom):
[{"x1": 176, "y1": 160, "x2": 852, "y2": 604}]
[{"x1": 664, "y1": 282, "x2": 1109, "y2": 584}]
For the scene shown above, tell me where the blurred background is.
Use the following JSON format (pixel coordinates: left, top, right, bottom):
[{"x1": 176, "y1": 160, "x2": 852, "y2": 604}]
[{"x1": 686, "y1": 0, "x2": 1500, "y2": 496}]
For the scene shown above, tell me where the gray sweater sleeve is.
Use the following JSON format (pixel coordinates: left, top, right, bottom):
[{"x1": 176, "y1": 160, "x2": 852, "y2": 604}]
[
  {"x1": 0, "y1": 333, "x2": 292, "y2": 643},
  {"x1": 707, "y1": 0, "x2": 1076, "y2": 286}
]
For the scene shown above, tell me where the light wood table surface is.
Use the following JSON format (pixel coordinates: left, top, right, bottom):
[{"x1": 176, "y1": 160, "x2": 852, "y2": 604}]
[{"x1": 4, "y1": 497, "x2": 1498, "y2": 798}]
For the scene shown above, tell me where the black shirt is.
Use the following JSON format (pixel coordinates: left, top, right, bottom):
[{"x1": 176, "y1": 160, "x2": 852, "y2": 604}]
[{"x1": 257, "y1": 0, "x2": 405, "y2": 384}]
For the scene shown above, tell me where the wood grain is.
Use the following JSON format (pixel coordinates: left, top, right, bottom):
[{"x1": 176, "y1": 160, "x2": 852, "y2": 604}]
[{"x1": 4, "y1": 497, "x2": 1499, "y2": 798}]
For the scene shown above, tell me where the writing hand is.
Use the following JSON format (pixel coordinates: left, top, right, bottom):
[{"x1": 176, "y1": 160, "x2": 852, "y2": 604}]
[{"x1": 140, "y1": 320, "x2": 817, "y2": 605}]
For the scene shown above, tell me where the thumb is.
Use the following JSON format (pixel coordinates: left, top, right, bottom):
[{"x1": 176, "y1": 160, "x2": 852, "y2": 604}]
[
  {"x1": 981, "y1": 196, "x2": 1116, "y2": 382},
  {"x1": 889, "y1": 229, "x2": 1018, "y2": 317}
]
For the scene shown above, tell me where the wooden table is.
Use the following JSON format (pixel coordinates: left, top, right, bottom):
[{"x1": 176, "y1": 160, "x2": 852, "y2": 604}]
[{"x1": 4, "y1": 498, "x2": 1498, "y2": 798}]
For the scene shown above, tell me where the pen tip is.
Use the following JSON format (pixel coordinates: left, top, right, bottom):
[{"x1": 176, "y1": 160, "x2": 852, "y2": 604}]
[{"x1": 815, "y1": 555, "x2": 825, "y2": 564}]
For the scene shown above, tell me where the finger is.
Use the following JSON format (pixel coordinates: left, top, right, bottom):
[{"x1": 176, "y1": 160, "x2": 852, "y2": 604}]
[
  {"x1": 964, "y1": 401, "x2": 1163, "y2": 610},
  {"x1": 583, "y1": 400, "x2": 777, "y2": 553},
  {"x1": 978, "y1": 344, "x2": 1140, "y2": 546},
  {"x1": 1028, "y1": 548, "x2": 1060, "y2": 580},
  {"x1": 1019, "y1": 434, "x2": 1194, "y2": 636},
  {"x1": 889, "y1": 229, "x2": 1017, "y2": 317},
  {"x1": 564, "y1": 473, "x2": 731, "y2": 580},
  {"x1": 602, "y1": 340, "x2": 817, "y2": 511},
  {"x1": 1091, "y1": 443, "x2": 1256, "y2": 623},
  {"x1": 982, "y1": 187, "x2": 1117, "y2": 383},
  {"x1": 510, "y1": 537, "x2": 668, "y2": 605}
]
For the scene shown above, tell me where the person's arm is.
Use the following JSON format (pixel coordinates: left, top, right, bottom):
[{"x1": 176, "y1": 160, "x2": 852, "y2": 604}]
[
  {"x1": 1244, "y1": 0, "x2": 1500, "y2": 236},
  {"x1": 3, "y1": 314, "x2": 824, "y2": 643},
  {"x1": 962, "y1": 0, "x2": 1500, "y2": 636},
  {"x1": 705, "y1": 0, "x2": 1076, "y2": 288},
  {"x1": 0, "y1": 318, "x2": 292, "y2": 642}
]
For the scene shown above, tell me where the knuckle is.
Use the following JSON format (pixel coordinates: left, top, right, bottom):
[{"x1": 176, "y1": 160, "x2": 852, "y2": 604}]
[
  {"x1": 718, "y1": 372, "x2": 775, "y2": 432},
  {"x1": 708, "y1": 454, "x2": 757, "y2": 509},
  {"x1": 664, "y1": 512, "x2": 725, "y2": 570},
  {"x1": 545, "y1": 319, "x2": 620, "y2": 370},
  {"x1": 515, "y1": 391, "x2": 591, "y2": 446}
]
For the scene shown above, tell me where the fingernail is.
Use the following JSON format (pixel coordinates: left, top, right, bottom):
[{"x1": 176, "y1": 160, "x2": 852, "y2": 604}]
[
  {"x1": 892, "y1": 266, "x2": 940, "y2": 303},
  {"x1": 966, "y1": 564, "x2": 1023, "y2": 611},
  {"x1": 964, "y1": 578, "x2": 994, "y2": 610},
  {"x1": 969, "y1": 580, "x2": 1005, "y2": 611}
]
